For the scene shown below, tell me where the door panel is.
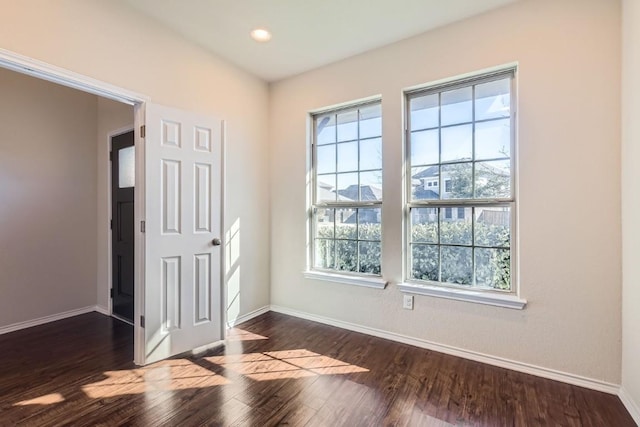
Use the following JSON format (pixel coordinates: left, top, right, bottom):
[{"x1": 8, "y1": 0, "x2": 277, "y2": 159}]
[
  {"x1": 111, "y1": 131, "x2": 135, "y2": 323},
  {"x1": 144, "y1": 103, "x2": 223, "y2": 364}
]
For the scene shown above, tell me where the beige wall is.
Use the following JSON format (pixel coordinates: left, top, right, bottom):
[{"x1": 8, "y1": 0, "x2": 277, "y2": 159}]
[
  {"x1": 1, "y1": 0, "x2": 271, "y2": 321},
  {"x1": 0, "y1": 68, "x2": 99, "y2": 327},
  {"x1": 270, "y1": 0, "x2": 622, "y2": 383},
  {"x1": 96, "y1": 99, "x2": 134, "y2": 312},
  {"x1": 622, "y1": 0, "x2": 640, "y2": 415}
]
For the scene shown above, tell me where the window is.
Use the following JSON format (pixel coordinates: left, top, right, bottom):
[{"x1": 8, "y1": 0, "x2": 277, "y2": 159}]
[
  {"x1": 311, "y1": 101, "x2": 382, "y2": 276},
  {"x1": 406, "y1": 69, "x2": 515, "y2": 291}
]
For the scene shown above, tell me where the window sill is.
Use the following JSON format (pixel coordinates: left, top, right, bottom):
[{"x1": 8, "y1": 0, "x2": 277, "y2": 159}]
[
  {"x1": 304, "y1": 271, "x2": 388, "y2": 289},
  {"x1": 397, "y1": 282, "x2": 526, "y2": 310}
]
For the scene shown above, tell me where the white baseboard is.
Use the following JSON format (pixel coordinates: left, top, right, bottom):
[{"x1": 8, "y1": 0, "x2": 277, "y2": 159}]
[
  {"x1": 619, "y1": 387, "x2": 640, "y2": 425},
  {"x1": 226, "y1": 306, "x2": 270, "y2": 328},
  {"x1": 94, "y1": 305, "x2": 110, "y2": 316},
  {"x1": 0, "y1": 306, "x2": 98, "y2": 335},
  {"x1": 269, "y1": 305, "x2": 620, "y2": 395}
]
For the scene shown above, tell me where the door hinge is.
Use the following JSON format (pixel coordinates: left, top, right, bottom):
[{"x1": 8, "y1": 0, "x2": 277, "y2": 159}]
[
  {"x1": 110, "y1": 288, "x2": 114, "y2": 298},
  {"x1": 140, "y1": 220, "x2": 146, "y2": 233},
  {"x1": 109, "y1": 151, "x2": 113, "y2": 161},
  {"x1": 140, "y1": 315, "x2": 145, "y2": 328},
  {"x1": 110, "y1": 219, "x2": 113, "y2": 230},
  {"x1": 140, "y1": 125, "x2": 146, "y2": 138}
]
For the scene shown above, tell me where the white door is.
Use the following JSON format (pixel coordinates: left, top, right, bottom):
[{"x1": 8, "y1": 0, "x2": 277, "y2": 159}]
[{"x1": 142, "y1": 103, "x2": 224, "y2": 364}]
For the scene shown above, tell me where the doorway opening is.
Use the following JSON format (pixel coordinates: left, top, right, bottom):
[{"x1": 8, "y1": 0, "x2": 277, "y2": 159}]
[
  {"x1": 0, "y1": 49, "x2": 226, "y2": 366},
  {"x1": 111, "y1": 130, "x2": 135, "y2": 325}
]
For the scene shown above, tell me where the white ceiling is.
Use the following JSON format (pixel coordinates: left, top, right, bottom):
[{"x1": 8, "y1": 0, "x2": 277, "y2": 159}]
[{"x1": 119, "y1": 0, "x2": 519, "y2": 82}]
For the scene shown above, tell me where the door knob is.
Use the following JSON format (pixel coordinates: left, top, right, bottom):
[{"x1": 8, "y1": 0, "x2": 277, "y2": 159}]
[{"x1": 212, "y1": 238, "x2": 222, "y2": 246}]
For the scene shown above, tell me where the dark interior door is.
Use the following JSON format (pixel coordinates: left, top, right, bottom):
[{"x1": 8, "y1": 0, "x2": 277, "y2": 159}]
[{"x1": 111, "y1": 131, "x2": 135, "y2": 323}]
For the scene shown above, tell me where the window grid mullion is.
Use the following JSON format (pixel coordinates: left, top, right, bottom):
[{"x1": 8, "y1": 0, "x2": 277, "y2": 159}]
[
  {"x1": 471, "y1": 84, "x2": 477, "y2": 285},
  {"x1": 333, "y1": 113, "x2": 338, "y2": 203},
  {"x1": 437, "y1": 207, "x2": 442, "y2": 282},
  {"x1": 411, "y1": 115, "x2": 511, "y2": 134},
  {"x1": 437, "y1": 88, "x2": 446, "y2": 282},
  {"x1": 438, "y1": 92, "x2": 443, "y2": 202},
  {"x1": 356, "y1": 208, "x2": 361, "y2": 273},
  {"x1": 332, "y1": 208, "x2": 337, "y2": 269},
  {"x1": 472, "y1": 206, "x2": 476, "y2": 286}
]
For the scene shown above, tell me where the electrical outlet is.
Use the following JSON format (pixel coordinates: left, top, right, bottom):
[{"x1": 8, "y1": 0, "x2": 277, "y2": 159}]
[{"x1": 403, "y1": 294, "x2": 414, "y2": 310}]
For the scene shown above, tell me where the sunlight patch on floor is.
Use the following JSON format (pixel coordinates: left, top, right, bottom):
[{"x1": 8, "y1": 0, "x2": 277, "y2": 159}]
[
  {"x1": 226, "y1": 327, "x2": 269, "y2": 342},
  {"x1": 25, "y1": 347, "x2": 367, "y2": 402},
  {"x1": 206, "y1": 348, "x2": 368, "y2": 381},
  {"x1": 14, "y1": 393, "x2": 65, "y2": 406},
  {"x1": 81, "y1": 359, "x2": 230, "y2": 399}
]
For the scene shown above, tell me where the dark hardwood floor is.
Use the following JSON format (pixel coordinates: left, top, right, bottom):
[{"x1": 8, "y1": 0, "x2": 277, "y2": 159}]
[{"x1": 0, "y1": 311, "x2": 635, "y2": 427}]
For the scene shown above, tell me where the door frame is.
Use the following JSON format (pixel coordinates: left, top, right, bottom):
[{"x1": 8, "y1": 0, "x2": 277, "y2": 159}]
[
  {"x1": 0, "y1": 48, "x2": 226, "y2": 366},
  {"x1": 107, "y1": 126, "x2": 135, "y2": 321}
]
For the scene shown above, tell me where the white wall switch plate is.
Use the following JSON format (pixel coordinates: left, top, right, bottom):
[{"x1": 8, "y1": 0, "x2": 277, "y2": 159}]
[{"x1": 403, "y1": 294, "x2": 414, "y2": 310}]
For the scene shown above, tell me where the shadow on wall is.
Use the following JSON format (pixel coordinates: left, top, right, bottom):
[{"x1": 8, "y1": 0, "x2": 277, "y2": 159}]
[{"x1": 225, "y1": 218, "x2": 241, "y2": 326}]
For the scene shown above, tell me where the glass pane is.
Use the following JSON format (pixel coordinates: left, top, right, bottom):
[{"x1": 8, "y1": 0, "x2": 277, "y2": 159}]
[
  {"x1": 475, "y1": 119, "x2": 510, "y2": 160},
  {"x1": 358, "y1": 241, "x2": 381, "y2": 274},
  {"x1": 359, "y1": 104, "x2": 382, "y2": 139},
  {"x1": 337, "y1": 110, "x2": 358, "y2": 142},
  {"x1": 336, "y1": 172, "x2": 358, "y2": 201},
  {"x1": 358, "y1": 208, "x2": 381, "y2": 240},
  {"x1": 360, "y1": 171, "x2": 382, "y2": 201},
  {"x1": 335, "y1": 208, "x2": 357, "y2": 239},
  {"x1": 475, "y1": 248, "x2": 511, "y2": 289},
  {"x1": 314, "y1": 239, "x2": 334, "y2": 269},
  {"x1": 360, "y1": 138, "x2": 382, "y2": 170},
  {"x1": 441, "y1": 124, "x2": 472, "y2": 162},
  {"x1": 410, "y1": 94, "x2": 439, "y2": 130},
  {"x1": 411, "y1": 244, "x2": 439, "y2": 281},
  {"x1": 337, "y1": 141, "x2": 358, "y2": 173},
  {"x1": 440, "y1": 208, "x2": 472, "y2": 245},
  {"x1": 316, "y1": 114, "x2": 336, "y2": 145},
  {"x1": 118, "y1": 146, "x2": 135, "y2": 188},
  {"x1": 441, "y1": 87, "x2": 472, "y2": 126},
  {"x1": 411, "y1": 208, "x2": 438, "y2": 243},
  {"x1": 411, "y1": 166, "x2": 440, "y2": 200},
  {"x1": 317, "y1": 174, "x2": 336, "y2": 202},
  {"x1": 314, "y1": 208, "x2": 334, "y2": 239},
  {"x1": 475, "y1": 207, "x2": 511, "y2": 247},
  {"x1": 335, "y1": 240, "x2": 357, "y2": 272},
  {"x1": 475, "y1": 160, "x2": 511, "y2": 198},
  {"x1": 441, "y1": 246, "x2": 472, "y2": 285},
  {"x1": 316, "y1": 144, "x2": 336, "y2": 174},
  {"x1": 441, "y1": 163, "x2": 472, "y2": 199},
  {"x1": 410, "y1": 129, "x2": 439, "y2": 166},
  {"x1": 475, "y1": 78, "x2": 511, "y2": 121}
]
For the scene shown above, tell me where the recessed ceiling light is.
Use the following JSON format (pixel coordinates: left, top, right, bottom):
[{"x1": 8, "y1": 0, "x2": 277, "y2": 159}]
[{"x1": 250, "y1": 28, "x2": 272, "y2": 43}]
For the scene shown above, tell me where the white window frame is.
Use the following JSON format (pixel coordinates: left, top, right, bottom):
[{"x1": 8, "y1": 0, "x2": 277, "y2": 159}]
[
  {"x1": 307, "y1": 99, "x2": 386, "y2": 288},
  {"x1": 401, "y1": 67, "x2": 526, "y2": 309}
]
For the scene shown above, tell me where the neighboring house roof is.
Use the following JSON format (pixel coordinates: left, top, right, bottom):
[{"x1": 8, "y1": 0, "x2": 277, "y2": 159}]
[
  {"x1": 337, "y1": 184, "x2": 382, "y2": 201},
  {"x1": 413, "y1": 188, "x2": 439, "y2": 199},
  {"x1": 412, "y1": 165, "x2": 439, "y2": 179},
  {"x1": 317, "y1": 181, "x2": 352, "y2": 201},
  {"x1": 412, "y1": 162, "x2": 509, "y2": 180}
]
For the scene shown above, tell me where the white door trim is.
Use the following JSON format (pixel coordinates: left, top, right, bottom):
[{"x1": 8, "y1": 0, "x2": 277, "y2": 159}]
[
  {"x1": 0, "y1": 48, "x2": 149, "y2": 365},
  {"x1": 0, "y1": 49, "x2": 147, "y2": 104}
]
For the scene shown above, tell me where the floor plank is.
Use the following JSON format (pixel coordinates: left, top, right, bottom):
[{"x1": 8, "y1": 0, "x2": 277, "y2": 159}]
[{"x1": 0, "y1": 311, "x2": 635, "y2": 427}]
